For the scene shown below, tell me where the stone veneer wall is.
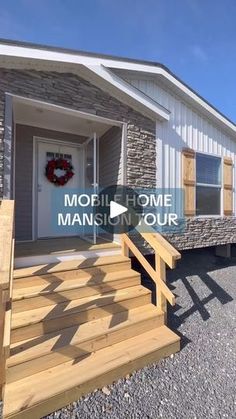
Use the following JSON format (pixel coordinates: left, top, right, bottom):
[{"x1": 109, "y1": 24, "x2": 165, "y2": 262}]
[
  {"x1": 164, "y1": 217, "x2": 236, "y2": 251},
  {"x1": 0, "y1": 68, "x2": 235, "y2": 250},
  {"x1": 131, "y1": 216, "x2": 236, "y2": 254},
  {"x1": 0, "y1": 68, "x2": 156, "y2": 196}
]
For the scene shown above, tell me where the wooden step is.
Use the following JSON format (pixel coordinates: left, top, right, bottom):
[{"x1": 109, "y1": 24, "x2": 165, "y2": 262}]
[
  {"x1": 11, "y1": 285, "x2": 151, "y2": 343},
  {"x1": 13, "y1": 262, "x2": 133, "y2": 299},
  {"x1": 7, "y1": 304, "x2": 164, "y2": 382},
  {"x1": 3, "y1": 326, "x2": 180, "y2": 419},
  {"x1": 12, "y1": 269, "x2": 140, "y2": 312},
  {"x1": 13, "y1": 255, "x2": 130, "y2": 279}
]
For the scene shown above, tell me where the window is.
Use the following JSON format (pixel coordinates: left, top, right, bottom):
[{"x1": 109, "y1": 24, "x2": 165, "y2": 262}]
[{"x1": 196, "y1": 153, "x2": 221, "y2": 216}]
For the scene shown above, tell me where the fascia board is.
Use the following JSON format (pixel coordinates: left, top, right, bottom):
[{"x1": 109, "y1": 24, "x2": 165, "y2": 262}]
[
  {"x1": 82, "y1": 64, "x2": 170, "y2": 121},
  {"x1": 0, "y1": 43, "x2": 235, "y2": 134}
]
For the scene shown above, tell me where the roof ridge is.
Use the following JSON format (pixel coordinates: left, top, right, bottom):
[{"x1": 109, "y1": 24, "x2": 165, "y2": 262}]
[{"x1": 0, "y1": 37, "x2": 235, "y2": 128}]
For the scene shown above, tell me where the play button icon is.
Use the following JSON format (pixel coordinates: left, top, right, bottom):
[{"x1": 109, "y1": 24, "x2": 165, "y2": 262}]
[
  {"x1": 110, "y1": 201, "x2": 128, "y2": 219},
  {"x1": 96, "y1": 184, "x2": 143, "y2": 234}
]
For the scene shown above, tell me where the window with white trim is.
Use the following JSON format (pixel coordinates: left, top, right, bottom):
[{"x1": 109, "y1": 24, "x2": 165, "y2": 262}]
[{"x1": 196, "y1": 153, "x2": 221, "y2": 216}]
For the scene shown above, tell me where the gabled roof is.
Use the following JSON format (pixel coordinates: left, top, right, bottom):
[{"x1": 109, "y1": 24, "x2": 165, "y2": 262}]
[
  {"x1": 0, "y1": 38, "x2": 169, "y2": 66},
  {"x1": 0, "y1": 38, "x2": 235, "y2": 135}
]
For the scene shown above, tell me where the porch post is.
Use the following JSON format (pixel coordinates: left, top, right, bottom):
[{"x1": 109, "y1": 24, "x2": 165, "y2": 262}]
[
  {"x1": 3, "y1": 94, "x2": 13, "y2": 199},
  {"x1": 121, "y1": 123, "x2": 127, "y2": 186}
]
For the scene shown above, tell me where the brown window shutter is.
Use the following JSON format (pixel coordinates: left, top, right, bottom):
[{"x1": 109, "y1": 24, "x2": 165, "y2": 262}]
[
  {"x1": 223, "y1": 157, "x2": 233, "y2": 216},
  {"x1": 182, "y1": 148, "x2": 196, "y2": 216}
]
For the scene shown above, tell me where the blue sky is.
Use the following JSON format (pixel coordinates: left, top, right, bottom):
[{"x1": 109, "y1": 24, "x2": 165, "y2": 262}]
[{"x1": 0, "y1": 0, "x2": 235, "y2": 121}]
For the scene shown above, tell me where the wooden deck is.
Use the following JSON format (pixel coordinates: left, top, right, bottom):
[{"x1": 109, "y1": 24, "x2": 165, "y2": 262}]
[
  {"x1": 15, "y1": 236, "x2": 120, "y2": 258},
  {"x1": 4, "y1": 254, "x2": 180, "y2": 418},
  {"x1": 1, "y1": 200, "x2": 181, "y2": 419},
  {"x1": 14, "y1": 237, "x2": 121, "y2": 269}
]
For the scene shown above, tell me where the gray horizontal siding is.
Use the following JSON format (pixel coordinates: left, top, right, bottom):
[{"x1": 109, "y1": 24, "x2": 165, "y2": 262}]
[{"x1": 99, "y1": 127, "x2": 122, "y2": 187}]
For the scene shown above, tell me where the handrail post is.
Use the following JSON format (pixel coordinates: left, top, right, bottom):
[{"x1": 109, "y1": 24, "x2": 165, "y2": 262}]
[
  {"x1": 121, "y1": 233, "x2": 175, "y2": 306},
  {"x1": 121, "y1": 235, "x2": 129, "y2": 257},
  {"x1": 0, "y1": 200, "x2": 15, "y2": 399},
  {"x1": 0, "y1": 287, "x2": 8, "y2": 399},
  {"x1": 0, "y1": 287, "x2": 4, "y2": 398},
  {"x1": 156, "y1": 254, "x2": 167, "y2": 323}
]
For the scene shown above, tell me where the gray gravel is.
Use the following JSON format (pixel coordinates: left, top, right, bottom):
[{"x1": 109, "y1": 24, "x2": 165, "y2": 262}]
[
  {"x1": 5, "y1": 247, "x2": 236, "y2": 419},
  {"x1": 45, "y1": 247, "x2": 236, "y2": 419}
]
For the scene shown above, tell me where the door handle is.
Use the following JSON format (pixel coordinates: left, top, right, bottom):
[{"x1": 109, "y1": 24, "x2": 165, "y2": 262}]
[{"x1": 38, "y1": 184, "x2": 42, "y2": 192}]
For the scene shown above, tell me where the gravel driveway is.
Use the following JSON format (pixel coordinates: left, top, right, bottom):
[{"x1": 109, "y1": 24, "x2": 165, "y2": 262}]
[
  {"x1": 12, "y1": 247, "x2": 236, "y2": 419},
  {"x1": 45, "y1": 247, "x2": 236, "y2": 419}
]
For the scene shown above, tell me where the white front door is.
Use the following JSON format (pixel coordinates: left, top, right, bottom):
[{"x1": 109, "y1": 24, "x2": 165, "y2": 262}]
[{"x1": 37, "y1": 140, "x2": 82, "y2": 238}]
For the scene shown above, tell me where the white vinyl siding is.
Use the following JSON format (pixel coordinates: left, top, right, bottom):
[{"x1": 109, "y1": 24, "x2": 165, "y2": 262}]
[{"x1": 119, "y1": 73, "x2": 236, "y2": 216}]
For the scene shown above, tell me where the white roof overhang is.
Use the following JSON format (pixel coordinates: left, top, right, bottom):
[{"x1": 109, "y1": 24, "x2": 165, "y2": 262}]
[
  {"x1": 0, "y1": 41, "x2": 235, "y2": 135},
  {"x1": 0, "y1": 44, "x2": 170, "y2": 122}
]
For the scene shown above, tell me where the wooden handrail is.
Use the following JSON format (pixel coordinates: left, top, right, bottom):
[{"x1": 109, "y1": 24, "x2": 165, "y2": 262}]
[
  {"x1": 121, "y1": 230, "x2": 181, "y2": 320},
  {"x1": 140, "y1": 232, "x2": 181, "y2": 269},
  {"x1": 121, "y1": 234, "x2": 175, "y2": 305},
  {"x1": 0, "y1": 200, "x2": 14, "y2": 398}
]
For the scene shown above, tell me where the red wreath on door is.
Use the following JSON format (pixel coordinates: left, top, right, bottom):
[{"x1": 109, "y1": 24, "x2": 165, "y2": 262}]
[{"x1": 45, "y1": 158, "x2": 74, "y2": 186}]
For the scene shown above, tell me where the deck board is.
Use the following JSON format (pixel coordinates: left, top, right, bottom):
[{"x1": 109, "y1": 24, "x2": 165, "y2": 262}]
[
  {"x1": 15, "y1": 237, "x2": 120, "y2": 258},
  {"x1": 14, "y1": 255, "x2": 129, "y2": 279},
  {"x1": 4, "y1": 326, "x2": 180, "y2": 419}
]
